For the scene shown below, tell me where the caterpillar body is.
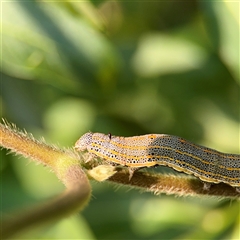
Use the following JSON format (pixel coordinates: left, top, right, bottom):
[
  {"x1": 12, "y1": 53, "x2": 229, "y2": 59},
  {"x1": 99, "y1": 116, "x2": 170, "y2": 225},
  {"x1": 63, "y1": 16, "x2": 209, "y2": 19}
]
[{"x1": 75, "y1": 132, "x2": 240, "y2": 190}]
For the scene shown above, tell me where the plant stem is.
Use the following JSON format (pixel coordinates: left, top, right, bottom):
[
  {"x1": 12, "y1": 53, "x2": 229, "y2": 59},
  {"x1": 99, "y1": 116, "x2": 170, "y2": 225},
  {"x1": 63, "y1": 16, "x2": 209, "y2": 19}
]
[
  {"x1": 0, "y1": 121, "x2": 91, "y2": 239},
  {"x1": 108, "y1": 170, "x2": 240, "y2": 199}
]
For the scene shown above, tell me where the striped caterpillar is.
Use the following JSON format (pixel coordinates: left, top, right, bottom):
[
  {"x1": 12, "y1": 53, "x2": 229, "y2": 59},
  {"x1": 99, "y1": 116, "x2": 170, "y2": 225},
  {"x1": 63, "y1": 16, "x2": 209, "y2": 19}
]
[{"x1": 75, "y1": 132, "x2": 240, "y2": 192}]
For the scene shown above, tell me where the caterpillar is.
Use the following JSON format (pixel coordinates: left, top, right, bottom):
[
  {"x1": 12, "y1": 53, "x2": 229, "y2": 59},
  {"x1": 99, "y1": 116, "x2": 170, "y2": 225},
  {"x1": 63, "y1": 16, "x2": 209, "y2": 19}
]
[{"x1": 75, "y1": 132, "x2": 240, "y2": 191}]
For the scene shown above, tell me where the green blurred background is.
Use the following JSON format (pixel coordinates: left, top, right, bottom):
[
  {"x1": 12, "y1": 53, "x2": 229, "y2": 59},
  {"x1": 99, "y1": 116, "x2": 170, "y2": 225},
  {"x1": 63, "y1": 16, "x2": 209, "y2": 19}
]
[{"x1": 1, "y1": 1, "x2": 239, "y2": 239}]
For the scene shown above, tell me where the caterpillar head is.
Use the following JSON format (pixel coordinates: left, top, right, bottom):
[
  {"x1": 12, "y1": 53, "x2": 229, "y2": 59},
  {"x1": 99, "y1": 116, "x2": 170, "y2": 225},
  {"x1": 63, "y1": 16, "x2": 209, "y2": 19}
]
[{"x1": 74, "y1": 132, "x2": 93, "y2": 151}]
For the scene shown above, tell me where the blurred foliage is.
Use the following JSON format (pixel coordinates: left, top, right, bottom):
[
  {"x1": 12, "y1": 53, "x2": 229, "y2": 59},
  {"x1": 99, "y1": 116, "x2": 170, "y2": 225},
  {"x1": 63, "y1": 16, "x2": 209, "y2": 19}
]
[{"x1": 1, "y1": 1, "x2": 239, "y2": 239}]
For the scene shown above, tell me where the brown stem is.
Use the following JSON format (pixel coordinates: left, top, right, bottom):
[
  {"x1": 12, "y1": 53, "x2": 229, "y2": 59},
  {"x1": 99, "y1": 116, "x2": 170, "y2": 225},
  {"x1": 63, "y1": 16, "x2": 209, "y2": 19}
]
[
  {"x1": 108, "y1": 170, "x2": 240, "y2": 199},
  {"x1": 0, "y1": 121, "x2": 91, "y2": 239}
]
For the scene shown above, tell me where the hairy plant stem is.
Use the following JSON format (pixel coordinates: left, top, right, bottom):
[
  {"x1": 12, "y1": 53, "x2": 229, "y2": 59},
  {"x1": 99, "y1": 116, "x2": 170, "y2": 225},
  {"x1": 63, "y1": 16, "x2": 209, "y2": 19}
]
[
  {"x1": 0, "y1": 122, "x2": 91, "y2": 239},
  {"x1": 108, "y1": 170, "x2": 240, "y2": 198}
]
